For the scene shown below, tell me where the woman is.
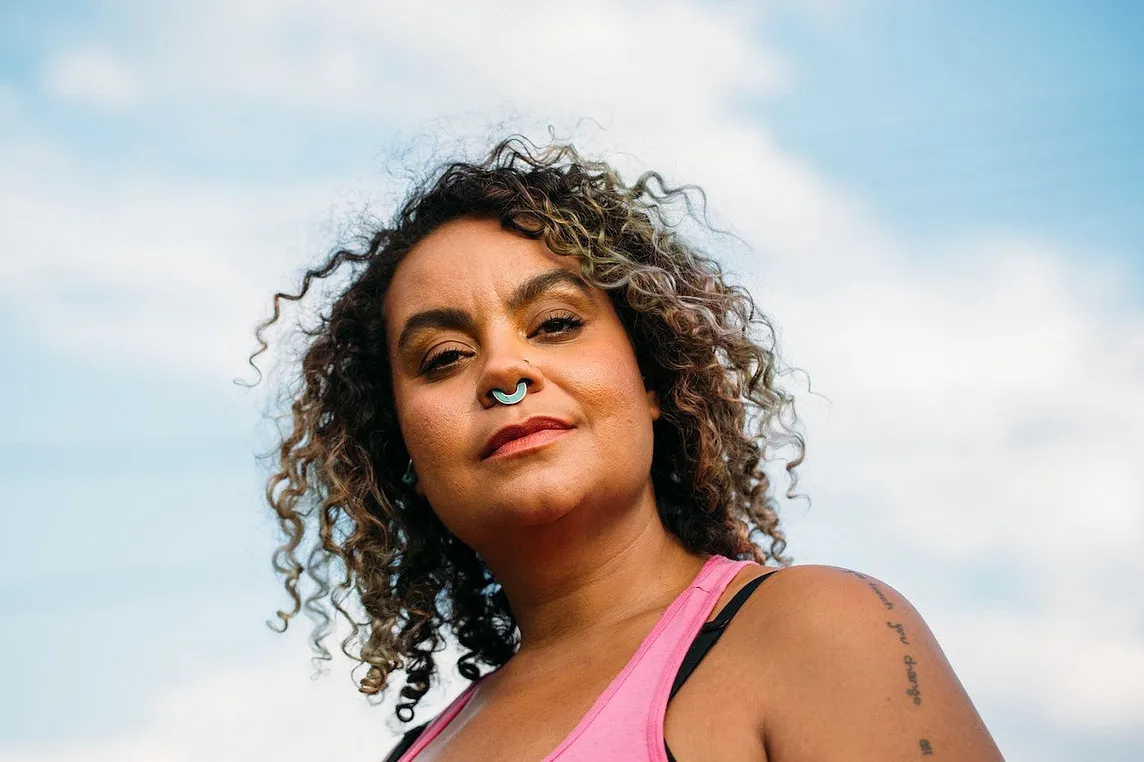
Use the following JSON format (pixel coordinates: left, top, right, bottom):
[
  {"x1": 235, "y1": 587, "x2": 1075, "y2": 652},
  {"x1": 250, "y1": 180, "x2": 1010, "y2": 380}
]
[{"x1": 251, "y1": 136, "x2": 1004, "y2": 761}]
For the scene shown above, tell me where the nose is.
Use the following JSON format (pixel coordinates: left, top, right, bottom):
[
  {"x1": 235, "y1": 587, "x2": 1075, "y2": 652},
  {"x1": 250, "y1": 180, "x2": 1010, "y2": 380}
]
[{"x1": 479, "y1": 347, "x2": 543, "y2": 409}]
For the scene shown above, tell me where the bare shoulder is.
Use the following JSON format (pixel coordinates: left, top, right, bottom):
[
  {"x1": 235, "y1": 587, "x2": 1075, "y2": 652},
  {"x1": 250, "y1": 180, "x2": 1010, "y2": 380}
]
[
  {"x1": 736, "y1": 564, "x2": 1005, "y2": 761},
  {"x1": 750, "y1": 564, "x2": 917, "y2": 620}
]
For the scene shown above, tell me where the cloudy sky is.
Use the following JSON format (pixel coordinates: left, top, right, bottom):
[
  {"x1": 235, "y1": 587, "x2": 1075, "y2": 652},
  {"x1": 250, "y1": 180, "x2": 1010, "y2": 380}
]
[{"x1": 2, "y1": 1, "x2": 1141, "y2": 760}]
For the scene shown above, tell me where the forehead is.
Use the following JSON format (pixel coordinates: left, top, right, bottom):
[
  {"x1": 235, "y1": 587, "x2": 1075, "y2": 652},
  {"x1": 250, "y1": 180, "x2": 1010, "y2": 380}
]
[{"x1": 384, "y1": 216, "x2": 586, "y2": 327}]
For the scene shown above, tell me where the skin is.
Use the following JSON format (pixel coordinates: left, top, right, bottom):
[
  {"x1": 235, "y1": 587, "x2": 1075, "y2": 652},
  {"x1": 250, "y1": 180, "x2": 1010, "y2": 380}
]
[{"x1": 383, "y1": 216, "x2": 1005, "y2": 760}]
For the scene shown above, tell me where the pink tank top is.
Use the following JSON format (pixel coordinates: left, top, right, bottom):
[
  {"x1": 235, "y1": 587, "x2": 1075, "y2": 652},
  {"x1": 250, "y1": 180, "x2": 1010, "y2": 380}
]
[{"x1": 396, "y1": 553, "x2": 757, "y2": 761}]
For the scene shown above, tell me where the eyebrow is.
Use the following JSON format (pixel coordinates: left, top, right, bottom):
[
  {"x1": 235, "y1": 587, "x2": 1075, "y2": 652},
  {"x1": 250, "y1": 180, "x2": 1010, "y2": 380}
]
[{"x1": 395, "y1": 268, "x2": 595, "y2": 355}]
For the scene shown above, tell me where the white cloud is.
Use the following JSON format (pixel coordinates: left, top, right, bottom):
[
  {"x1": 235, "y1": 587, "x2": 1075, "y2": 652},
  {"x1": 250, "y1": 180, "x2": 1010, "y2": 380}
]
[
  {"x1": 0, "y1": 165, "x2": 338, "y2": 384},
  {"x1": 948, "y1": 607, "x2": 1144, "y2": 730},
  {"x1": 42, "y1": 49, "x2": 141, "y2": 109},
  {"x1": 108, "y1": 0, "x2": 788, "y2": 120},
  {"x1": 776, "y1": 237, "x2": 1144, "y2": 568},
  {"x1": 0, "y1": 638, "x2": 465, "y2": 762}
]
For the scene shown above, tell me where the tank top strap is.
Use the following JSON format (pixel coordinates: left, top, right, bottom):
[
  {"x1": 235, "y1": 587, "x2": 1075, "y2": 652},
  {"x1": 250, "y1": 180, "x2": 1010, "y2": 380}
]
[{"x1": 668, "y1": 568, "x2": 780, "y2": 702}]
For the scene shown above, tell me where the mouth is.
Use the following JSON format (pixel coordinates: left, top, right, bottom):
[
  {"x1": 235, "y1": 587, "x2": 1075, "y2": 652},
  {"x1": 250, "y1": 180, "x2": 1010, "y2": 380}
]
[
  {"x1": 482, "y1": 416, "x2": 575, "y2": 460},
  {"x1": 484, "y1": 427, "x2": 574, "y2": 460}
]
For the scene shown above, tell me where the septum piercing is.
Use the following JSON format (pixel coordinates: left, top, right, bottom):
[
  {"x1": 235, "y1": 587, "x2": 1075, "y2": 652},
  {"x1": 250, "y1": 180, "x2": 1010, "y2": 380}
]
[{"x1": 491, "y1": 380, "x2": 527, "y2": 404}]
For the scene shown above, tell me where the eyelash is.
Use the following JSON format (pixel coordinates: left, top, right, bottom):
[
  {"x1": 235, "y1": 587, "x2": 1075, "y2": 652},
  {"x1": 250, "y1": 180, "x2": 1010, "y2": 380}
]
[{"x1": 422, "y1": 313, "x2": 585, "y2": 374}]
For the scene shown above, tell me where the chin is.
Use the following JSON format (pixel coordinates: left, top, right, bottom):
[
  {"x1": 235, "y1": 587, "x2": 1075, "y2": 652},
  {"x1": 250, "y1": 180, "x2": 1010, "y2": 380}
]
[{"x1": 486, "y1": 478, "x2": 585, "y2": 523}]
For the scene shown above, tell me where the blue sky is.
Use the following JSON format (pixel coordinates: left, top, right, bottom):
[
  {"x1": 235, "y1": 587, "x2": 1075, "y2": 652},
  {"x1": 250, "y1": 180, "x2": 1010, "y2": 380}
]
[
  {"x1": 757, "y1": 1, "x2": 1144, "y2": 281},
  {"x1": 2, "y1": 2, "x2": 1142, "y2": 760}
]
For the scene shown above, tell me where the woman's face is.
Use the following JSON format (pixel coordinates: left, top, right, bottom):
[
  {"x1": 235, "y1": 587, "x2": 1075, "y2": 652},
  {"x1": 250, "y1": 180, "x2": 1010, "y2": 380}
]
[{"x1": 383, "y1": 216, "x2": 661, "y2": 552}]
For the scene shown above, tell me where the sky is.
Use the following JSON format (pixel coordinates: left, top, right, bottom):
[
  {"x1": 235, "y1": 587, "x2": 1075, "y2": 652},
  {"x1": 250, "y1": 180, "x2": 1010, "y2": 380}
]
[{"x1": 1, "y1": 1, "x2": 1142, "y2": 760}]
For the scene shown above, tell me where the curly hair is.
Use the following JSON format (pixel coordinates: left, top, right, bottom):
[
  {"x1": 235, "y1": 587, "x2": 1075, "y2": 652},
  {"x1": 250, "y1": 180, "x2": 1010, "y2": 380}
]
[{"x1": 246, "y1": 134, "x2": 808, "y2": 728}]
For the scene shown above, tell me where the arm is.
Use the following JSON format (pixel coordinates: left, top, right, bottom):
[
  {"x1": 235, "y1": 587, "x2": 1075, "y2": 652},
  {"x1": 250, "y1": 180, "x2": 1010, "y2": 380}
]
[{"x1": 752, "y1": 566, "x2": 1004, "y2": 761}]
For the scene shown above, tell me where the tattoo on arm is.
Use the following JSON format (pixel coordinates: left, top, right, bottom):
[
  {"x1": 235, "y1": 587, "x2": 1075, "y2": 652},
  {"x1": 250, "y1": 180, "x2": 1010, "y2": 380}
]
[
  {"x1": 840, "y1": 572, "x2": 931, "y2": 746},
  {"x1": 904, "y1": 655, "x2": 922, "y2": 705},
  {"x1": 838, "y1": 569, "x2": 896, "y2": 609},
  {"x1": 869, "y1": 582, "x2": 895, "y2": 609}
]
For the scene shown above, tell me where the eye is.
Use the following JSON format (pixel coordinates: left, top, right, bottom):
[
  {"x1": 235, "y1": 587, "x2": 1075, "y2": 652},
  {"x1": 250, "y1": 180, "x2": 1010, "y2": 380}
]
[
  {"x1": 420, "y1": 312, "x2": 585, "y2": 375},
  {"x1": 536, "y1": 312, "x2": 585, "y2": 336},
  {"x1": 422, "y1": 348, "x2": 467, "y2": 373}
]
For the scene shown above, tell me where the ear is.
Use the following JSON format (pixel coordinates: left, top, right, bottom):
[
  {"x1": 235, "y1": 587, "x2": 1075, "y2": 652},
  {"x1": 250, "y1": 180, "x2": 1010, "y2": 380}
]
[{"x1": 647, "y1": 388, "x2": 661, "y2": 422}]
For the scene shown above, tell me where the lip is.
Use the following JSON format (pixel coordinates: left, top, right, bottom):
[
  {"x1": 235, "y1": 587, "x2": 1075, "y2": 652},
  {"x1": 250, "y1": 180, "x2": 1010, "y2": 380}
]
[
  {"x1": 482, "y1": 416, "x2": 575, "y2": 460},
  {"x1": 485, "y1": 427, "x2": 573, "y2": 460}
]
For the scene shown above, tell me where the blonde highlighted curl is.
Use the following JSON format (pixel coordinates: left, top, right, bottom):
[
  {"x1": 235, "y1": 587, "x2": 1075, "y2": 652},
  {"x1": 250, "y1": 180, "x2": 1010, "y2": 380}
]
[{"x1": 246, "y1": 135, "x2": 808, "y2": 727}]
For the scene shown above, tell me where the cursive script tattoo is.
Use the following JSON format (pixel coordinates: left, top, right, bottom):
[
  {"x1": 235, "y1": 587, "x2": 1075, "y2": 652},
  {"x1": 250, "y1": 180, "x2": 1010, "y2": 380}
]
[
  {"x1": 869, "y1": 582, "x2": 895, "y2": 610},
  {"x1": 904, "y1": 655, "x2": 922, "y2": 705},
  {"x1": 840, "y1": 569, "x2": 895, "y2": 609},
  {"x1": 888, "y1": 621, "x2": 910, "y2": 644},
  {"x1": 919, "y1": 738, "x2": 934, "y2": 755}
]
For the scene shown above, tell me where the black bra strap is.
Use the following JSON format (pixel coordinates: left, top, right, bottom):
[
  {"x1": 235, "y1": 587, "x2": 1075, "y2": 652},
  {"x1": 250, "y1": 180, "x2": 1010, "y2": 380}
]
[
  {"x1": 381, "y1": 720, "x2": 430, "y2": 762},
  {"x1": 669, "y1": 569, "x2": 779, "y2": 701}
]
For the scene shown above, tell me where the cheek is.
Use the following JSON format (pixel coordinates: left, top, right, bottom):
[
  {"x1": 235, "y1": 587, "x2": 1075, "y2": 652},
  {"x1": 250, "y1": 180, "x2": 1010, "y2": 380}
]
[
  {"x1": 575, "y1": 345, "x2": 648, "y2": 426},
  {"x1": 407, "y1": 398, "x2": 464, "y2": 454},
  {"x1": 395, "y1": 385, "x2": 464, "y2": 460}
]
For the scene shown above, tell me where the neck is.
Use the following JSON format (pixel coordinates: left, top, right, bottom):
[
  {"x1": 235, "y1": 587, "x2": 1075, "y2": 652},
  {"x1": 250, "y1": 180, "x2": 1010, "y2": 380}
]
[{"x1": 474, "y1": 488, "x2": 709, "y2": 657}]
